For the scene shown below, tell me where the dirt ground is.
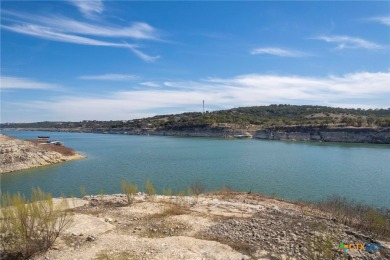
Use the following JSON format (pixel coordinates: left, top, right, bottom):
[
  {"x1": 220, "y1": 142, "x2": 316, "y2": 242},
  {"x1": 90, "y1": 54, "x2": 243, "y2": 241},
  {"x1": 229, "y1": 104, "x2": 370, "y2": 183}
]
[{"x1": 34, "y1": 193, "x2": 389, "y2": 260}]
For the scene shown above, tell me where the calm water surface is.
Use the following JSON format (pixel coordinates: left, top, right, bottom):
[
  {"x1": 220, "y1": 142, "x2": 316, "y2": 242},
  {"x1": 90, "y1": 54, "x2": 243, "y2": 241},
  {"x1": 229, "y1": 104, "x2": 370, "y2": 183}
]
[{"x1": 1, "y1": 131, "x2": 389, "y2": 208}]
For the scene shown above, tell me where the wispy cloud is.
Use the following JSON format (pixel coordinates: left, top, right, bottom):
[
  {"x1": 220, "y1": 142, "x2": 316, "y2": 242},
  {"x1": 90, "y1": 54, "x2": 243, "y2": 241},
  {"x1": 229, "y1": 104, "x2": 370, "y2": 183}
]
[
  {"x1": 68, "y1": 0, "x2": 104, "y2": 19},
  {"x1": 250, "y1": 47, "x2": 308, "y2": 57},
  {"x1": 140, "y1": 82, "x2": 160, "y2": 87},
  {"x1": 314, "y1": 35, "x2": 384, "y2": 50},
  {"x1": 127, "y1": 44, "x2": 160, "y2": 62},
  {"x1": 0, "y1": 24, "x2": 136, "y2": 48},
  {"x1": 1, "y1": 10, "x2": 161, "y2": 62},
  {"x1": 78, "y1": 74, "x2": 137, "y2": 81},
  {"x1": 0, "y1": 76, "x2": 60, "y2": 90},
  {"x1": 2, "y1": 11, "x2": 160, "y2": 40},
  {"x1": 370, "y1": 16, "x2": 390, "y2": 26},
  {"x1": 7, "y1": 72, "x2": 389, "y2": 121}
]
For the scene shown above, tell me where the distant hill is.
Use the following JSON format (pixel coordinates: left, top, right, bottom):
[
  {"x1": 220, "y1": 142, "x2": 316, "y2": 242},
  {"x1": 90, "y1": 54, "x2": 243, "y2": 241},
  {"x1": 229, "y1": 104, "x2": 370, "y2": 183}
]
[{"x1": 2, "y1": 105, "x2": 390, "y2": 129}]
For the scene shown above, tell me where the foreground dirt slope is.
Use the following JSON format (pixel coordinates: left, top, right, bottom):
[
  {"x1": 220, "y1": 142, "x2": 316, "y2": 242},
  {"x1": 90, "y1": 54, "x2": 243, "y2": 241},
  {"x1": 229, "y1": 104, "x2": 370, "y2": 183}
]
[
  {"x1": 0, "y1": 134, "x2": 85, "y2": 174},
  {"x1": 38, "y1": 193, "x2": 389, "y2": 260}
]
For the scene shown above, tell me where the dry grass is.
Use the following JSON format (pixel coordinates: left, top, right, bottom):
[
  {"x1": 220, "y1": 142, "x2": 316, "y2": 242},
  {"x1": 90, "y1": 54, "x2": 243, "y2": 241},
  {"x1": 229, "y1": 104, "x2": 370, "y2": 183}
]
[
  {"x1": 131, "y1": 202, "x2": 190, "y2": 238},
  {"x1": 141, "y1": 218, "x2": 188, "y2": 238},
  {"x1": 30, "y1": 140, "x2": 76, "y2": 156},
  {"x1": 156, "y1": 203, "x2": 189, "y2": 217},
  {"x1": 200, "y1": 236, "x2": 256, "y2": 258},
  {"x1": 95, "y1": 250, "x2": 139, "y2": 260},
  {"x1": 314, "y1": 195, "x2": 390, "y2": 238},
  {"x1": 228, "y1": 241, "x2": 256, "y2": 257},
  {"x1": 61, "y1": 234, "x2": 86, "y2": 250},
  {"x1": 43, "y1": 144, "x2": 76, "y2": 156}
]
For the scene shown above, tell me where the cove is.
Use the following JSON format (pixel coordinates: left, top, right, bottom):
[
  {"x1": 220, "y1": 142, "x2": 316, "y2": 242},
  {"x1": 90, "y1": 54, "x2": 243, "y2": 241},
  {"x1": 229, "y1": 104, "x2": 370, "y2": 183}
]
[{"x1": 1, "y1": 130, "x2": 389, "y2": 208}]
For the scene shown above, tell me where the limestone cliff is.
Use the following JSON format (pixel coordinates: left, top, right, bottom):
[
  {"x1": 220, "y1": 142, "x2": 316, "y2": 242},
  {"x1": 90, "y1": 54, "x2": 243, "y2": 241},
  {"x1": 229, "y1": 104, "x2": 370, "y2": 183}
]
[
  {"x1": 86, "y1": 125, "x2": 390, "y2": 144},
  {"x1": 3, "y1": 125, "x2": 390, "y2": 144},
  {"x1": 253, "y1": 126, "x2": 390, "y2": 144}
]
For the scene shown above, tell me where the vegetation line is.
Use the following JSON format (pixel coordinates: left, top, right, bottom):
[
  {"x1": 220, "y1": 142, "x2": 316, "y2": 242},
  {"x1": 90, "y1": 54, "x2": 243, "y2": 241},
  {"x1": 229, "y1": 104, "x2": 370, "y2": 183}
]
[{"x1": 2, "y1": 105, "x2": 389, "y2": 129}]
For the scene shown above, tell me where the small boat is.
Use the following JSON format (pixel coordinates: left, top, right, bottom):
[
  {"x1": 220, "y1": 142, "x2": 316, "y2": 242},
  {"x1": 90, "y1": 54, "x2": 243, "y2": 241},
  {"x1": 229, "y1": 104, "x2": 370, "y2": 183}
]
[
  {"x1": 38, "y1": 136, "x2": 50, "y2": 139},
  {"x1": 49, "y1": 141, "x2": 63, "y2": 146}
]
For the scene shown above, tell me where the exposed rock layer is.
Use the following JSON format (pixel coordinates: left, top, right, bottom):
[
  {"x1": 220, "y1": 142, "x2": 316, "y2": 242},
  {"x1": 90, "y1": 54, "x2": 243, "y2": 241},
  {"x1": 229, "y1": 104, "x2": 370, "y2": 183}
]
[
  {"x1": 4, "y1": 125, "x2": 390, "y2": 144},
  {"x1": 253, "y1": 126, "x2": 390, "y2": 144},
  {"x1": 7, "y1": 125, "x2": 390, "y2": 144},
  {"x1": 32, "y1": 193, "x2": 390, "y2": 260}
]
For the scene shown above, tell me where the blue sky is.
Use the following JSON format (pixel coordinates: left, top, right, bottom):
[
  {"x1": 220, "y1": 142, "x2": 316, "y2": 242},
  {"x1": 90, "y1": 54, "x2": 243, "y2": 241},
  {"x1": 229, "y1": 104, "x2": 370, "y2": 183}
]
[{"x1": 1, "y1": 1, "x2": 389, "y2": 123}]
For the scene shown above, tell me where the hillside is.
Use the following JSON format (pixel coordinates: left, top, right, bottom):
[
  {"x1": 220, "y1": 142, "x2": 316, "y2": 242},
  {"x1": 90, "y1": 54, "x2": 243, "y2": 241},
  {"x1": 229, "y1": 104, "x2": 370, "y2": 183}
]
[
  {"x1": 2, "y1": 105, "x2": 390, "y2": 144},
  {"x1": 2, "y1": 105, "x2": 390, "y2": 129}
]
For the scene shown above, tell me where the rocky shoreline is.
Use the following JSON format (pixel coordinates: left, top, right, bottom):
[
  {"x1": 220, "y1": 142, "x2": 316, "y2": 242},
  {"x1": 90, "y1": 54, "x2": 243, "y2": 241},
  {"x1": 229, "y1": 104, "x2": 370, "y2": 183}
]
[
  {"x1": 5, "y1": 125, "x2": 390, "y2": 144},
  {"x1": 253, "y1": 126, "x2": 390, "y2": 144},
  {"x1": 34, "y1": 193, "x2": 389, "y2": 260},
  {"x1": 0, "y1": 134, "x2": 85, "y2": 174}
]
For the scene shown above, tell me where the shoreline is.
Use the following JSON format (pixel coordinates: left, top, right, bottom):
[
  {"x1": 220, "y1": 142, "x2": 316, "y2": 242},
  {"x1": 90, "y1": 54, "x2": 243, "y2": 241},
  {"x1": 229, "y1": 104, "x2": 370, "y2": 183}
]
[
  {"x1": 2, "y1": 126, "x2": 390, "y2": 144},
  {"x1": 1, "y1": 153, "x2": 87, "y2": 175}
]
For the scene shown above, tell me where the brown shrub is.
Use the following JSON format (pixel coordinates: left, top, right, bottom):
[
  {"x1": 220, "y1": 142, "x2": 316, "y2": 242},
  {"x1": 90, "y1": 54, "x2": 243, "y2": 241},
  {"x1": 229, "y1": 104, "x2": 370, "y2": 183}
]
[{"x1": 30, "y1": 140, "x2": 76, "y2": 156}]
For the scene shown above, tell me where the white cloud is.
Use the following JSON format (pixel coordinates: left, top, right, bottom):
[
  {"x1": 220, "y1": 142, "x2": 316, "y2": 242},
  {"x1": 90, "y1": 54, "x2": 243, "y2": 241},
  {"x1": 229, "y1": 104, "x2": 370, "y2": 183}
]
[
  {"x1": 68, "y1": 0, "x2": 104, "y2": 19},
  {"x1": 370, "y1": 16, "x2": 390, "y2": 26},
  {"x1": 140, "y1": 82, "x2": 160, "y2": 87},
  {"x1": 1, "y1": 10, "x2": 161, "y2": 62},
  {"x1": 0, "y1": 24, "x2": 136, "y2": 48},
  {"x1": 6, "y1": 72, "x2": 389, "y2": 122},
  {"x1": 78, "y1": 74, "x2": 137, "y2": 81},
  {"x1": 128, "y1": 45, "x2": 160, "y2": 62},
  {"x1": 250, "y1": 47, "x2": 308, "y2": 57},
  {"x1": 2, "y1": 11, "x2": 160, "y2": 40},
  {"x1": 315, "y1": 35, "x2": 384, "y2": 50},
  {"x1": 0, "y1": 76, "x2": 60, "y2": 90}
]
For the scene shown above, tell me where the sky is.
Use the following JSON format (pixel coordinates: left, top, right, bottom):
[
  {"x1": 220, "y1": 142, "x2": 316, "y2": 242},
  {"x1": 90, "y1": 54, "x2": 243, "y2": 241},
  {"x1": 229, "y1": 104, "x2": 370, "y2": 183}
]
[{"x1": 1, "y1": 1, "x2": 389, "y2": 123}]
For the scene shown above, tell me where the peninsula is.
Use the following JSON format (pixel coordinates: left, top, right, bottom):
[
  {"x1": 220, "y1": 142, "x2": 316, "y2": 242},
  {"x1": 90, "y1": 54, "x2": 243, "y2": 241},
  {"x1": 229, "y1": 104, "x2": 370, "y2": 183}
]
[{"x1": 0, "y1": 134, "x2": 85, "y2": 174}]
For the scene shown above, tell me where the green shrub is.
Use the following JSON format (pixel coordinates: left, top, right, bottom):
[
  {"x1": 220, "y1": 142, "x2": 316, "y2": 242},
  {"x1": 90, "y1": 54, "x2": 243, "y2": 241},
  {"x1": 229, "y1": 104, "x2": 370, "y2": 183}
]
[
  {"x1": 316, "y1": 195, "x2": 390, "y2": 237},
  {"x1": 162, "y1": 187, "x2": 173, "y2": 197},
  {"x1": 219, "y1": 185, "x2": 234, "y2": 193},
  {"x1": 363, "y1": 209, "x2": 389, "y2": 235},
  {"x1": 121, "y1": 180, "x2": 138, "y2": 204},
  {"x1": 79, "y1": 185, "x2": 87, "y2": 198},
  {"x1": 190, "y1": 181, "x2": 206, "y2": 198},
  {"x1": 0, "y1": 188, "x2": 73, "y2": 259},
  {"x1": 145, "y1": 180, "x2": 156, "y2": 197},
  {"x1": 99, "y1": 187, "x2": 105, "y2": 201},
  {"x1": 175, "y1": 190, "x2": 187, "y2": 206}
]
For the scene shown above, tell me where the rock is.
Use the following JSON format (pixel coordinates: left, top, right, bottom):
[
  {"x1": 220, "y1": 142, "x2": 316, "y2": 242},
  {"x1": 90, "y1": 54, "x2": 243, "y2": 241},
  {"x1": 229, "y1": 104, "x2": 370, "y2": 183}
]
[
  {"x1": 105, "y1": 217, "x2": 113, "y2": 223},
  {"x1": 86, "y1": 235, "x2": 95, "y2": 242},
  {"x1": 90, "y1": 199, "x2": 99, "y2": 207}
]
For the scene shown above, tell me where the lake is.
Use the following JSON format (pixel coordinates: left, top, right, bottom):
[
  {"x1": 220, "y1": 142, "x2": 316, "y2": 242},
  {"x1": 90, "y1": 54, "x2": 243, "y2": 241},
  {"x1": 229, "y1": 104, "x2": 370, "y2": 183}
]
[{"x1": 1, "y1": 130, "x2": 389, "y2": 208}]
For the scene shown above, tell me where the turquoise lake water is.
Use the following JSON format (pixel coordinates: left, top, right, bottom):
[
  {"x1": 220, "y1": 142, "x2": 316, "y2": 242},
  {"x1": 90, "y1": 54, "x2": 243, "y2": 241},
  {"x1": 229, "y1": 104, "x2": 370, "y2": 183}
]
[{"x1": 1, "y1": 131, "x2": 389, "y2": 208}]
